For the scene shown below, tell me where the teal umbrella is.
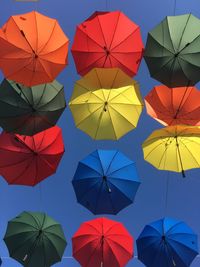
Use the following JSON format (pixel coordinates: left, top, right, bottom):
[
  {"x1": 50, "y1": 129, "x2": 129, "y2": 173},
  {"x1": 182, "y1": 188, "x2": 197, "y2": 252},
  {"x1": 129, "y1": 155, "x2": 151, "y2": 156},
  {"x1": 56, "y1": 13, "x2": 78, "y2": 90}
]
[
  {"x1": 144, "y1": 14, "x2": 200, "y2": 87},
  {"x1": 0, "y1": 79, "x2": 66, "y2": 136},
  {"x1": 4, "y1": 211, "x2": 67, "y2": 267}
]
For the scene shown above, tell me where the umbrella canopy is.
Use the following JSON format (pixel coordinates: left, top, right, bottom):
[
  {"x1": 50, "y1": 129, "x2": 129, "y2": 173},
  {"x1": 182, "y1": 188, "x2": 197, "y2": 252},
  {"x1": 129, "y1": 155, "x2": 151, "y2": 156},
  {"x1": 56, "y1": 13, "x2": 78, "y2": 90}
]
[
  {"x1": 0, "y1": 126, "x2": 64, "y2": 186},
  {"x1": 0, "y1": 79, "x2": 66, "y2": 136},
  {"x1": 142, "y1": 125, "x2": 200, "y2": 176},
  {"x1": 0, "y1": 11, "x2": 69, "y2": 86},
  {"x1": 144, "y1": 14, "x2": 200, "y2": 87},
  {"x1": 4, "y1": 211, "x2": 67, "y2": 267},
  {"x1": 137, "y1": 217, "x2": 198, "y2": 267},
  {"x1": 72, "y1": 217, "x2": 133, "y2": 267},
  {"x1": 69, "y1": 68, "x2": 143, "y2": 140},
  {"x1": 145, "y1": 85, "x2": 200, "y2": 126},
  {"x1": 71, "y1": 11, "x2": 144, "y2": 77},
  {"x1": 72, "y1": 149, "x2": 140, "y2": 215}
]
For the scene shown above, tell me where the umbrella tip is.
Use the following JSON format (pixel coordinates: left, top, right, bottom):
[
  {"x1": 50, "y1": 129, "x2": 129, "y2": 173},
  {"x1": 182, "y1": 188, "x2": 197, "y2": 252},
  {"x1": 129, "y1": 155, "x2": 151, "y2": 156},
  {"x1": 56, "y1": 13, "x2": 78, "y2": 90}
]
[{"x1": 182, "y1": 170, "x2": 186, "y2": 178}]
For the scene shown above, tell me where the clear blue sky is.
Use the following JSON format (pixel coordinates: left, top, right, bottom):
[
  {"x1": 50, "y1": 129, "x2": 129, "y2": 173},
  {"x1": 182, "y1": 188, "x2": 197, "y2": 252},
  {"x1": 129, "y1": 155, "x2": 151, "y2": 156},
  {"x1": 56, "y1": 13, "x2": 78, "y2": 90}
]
[{"x1": 0, "y1": 0, "x2": 200, "y2": 266}]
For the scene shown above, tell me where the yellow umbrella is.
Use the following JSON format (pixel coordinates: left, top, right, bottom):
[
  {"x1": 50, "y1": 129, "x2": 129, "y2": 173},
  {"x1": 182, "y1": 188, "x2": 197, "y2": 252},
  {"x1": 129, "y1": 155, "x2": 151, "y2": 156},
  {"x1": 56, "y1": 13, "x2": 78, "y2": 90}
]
[
  {"x1": 142, "y1": 125, "x2": 200, "y2": 177},
  {"x1": 69, "y1": 68, "x2": 143, "y2": 140}
]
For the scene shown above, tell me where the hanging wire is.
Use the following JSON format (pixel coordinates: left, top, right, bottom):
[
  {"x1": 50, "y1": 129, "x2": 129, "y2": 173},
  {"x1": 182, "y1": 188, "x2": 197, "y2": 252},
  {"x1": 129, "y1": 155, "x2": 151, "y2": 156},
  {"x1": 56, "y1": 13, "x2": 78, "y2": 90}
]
[
  {"x1": 39, "y1": 182, "x2": 43, "y2": 212},
  {"x1": 173, "y1": 0, "x2": 177, "y2": 15},
  {"x1": 106, "y1": 0, "x2": 108, "y2": 10},
  {"x1": 164, "y1": 172, "x2": 170, "y2": 216}
]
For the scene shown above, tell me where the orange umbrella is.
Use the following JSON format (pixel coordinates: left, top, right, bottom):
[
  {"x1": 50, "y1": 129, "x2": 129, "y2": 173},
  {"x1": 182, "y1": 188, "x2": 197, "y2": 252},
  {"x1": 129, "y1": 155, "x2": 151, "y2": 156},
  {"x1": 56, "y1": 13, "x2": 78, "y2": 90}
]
[
  {"x1": 145, "y1": 85, "x2": 200, "y2": 126},
  {"x1": 0, "y1": 11, "x2": 69, "y2": 86}
]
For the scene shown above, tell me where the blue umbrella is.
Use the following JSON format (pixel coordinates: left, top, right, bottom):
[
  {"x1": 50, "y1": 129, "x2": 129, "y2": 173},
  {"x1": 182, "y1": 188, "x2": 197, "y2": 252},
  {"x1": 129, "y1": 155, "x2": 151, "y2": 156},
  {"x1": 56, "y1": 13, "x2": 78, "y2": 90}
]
[
  {"x1": 137, "y1": 217, "x2": 199, "y2": 267},
  {"x1": 72, "y1": 149, "x2": 141, "y2": 214}
]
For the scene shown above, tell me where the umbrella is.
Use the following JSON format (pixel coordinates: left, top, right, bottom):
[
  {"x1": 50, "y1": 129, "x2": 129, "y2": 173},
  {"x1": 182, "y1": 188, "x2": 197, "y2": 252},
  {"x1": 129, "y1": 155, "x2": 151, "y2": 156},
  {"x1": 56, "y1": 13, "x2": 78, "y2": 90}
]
[
  {"x1": 72, "y1": 217, "x2": 133, "y2": 267},
  {"x1": 0, "y1": 126, "x2": 64, "y2": 186},
  {"x1": 69, "y1": 68, "x2": 143, "y2": 140},
  {"x1": 144, "y1": 14, "x2": 200, "y2": 87},
  {"x1": 137, "y1": 217, "x2": 198, "y2": 267},
  {"x1": 71, "y1": 11, "x2": 144, "y2": 77},
  {"x1": 145, "y1": 85, "x2": 200, "y2": 126},
  {"x1": 4, "y1": 211, "x2": 67, "y2": 267},
  {"x1": 72, "y1": 149, "x2": 141, "y2": 214},
  {"x1": 0, "y1": 11, "x2": 69, "y2": 86},
  {"x1": 0, "y1": 79, "x2": 66, "y2": 136},
  {"x1": 142, "y1": 125, "x2": 200, "y2": 177}
]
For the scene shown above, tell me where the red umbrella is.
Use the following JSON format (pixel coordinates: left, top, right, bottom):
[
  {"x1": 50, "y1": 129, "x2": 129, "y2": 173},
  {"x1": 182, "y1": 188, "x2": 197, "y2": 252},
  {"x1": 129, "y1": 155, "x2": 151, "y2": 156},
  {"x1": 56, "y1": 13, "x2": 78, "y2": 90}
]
[
  {"x1": 71, "y1": 11, "x2": 144, "y2": 77},
  {"x1": 72, "y1": 217, "x2": 133, "y2": 267},
  {"x1": 145, "y1": 85, "x2": 200, "y2": 126},
  {"x1": 0, "y1": 126, "x2": 64, "y2": 186}
]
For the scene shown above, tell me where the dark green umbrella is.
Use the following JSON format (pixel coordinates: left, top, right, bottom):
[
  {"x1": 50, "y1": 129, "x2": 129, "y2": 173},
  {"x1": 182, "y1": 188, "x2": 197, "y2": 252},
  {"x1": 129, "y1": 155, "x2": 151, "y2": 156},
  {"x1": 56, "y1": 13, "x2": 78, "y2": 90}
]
[
  {"x1": 0, "y1": 79, "x2": 66, "y2": 136},
  {"x1": 144, "y1": 14, "x2": 200, "y2": 87},
  {"x1": 4, "y1": 211, "x2": 67, "y2": 267}
]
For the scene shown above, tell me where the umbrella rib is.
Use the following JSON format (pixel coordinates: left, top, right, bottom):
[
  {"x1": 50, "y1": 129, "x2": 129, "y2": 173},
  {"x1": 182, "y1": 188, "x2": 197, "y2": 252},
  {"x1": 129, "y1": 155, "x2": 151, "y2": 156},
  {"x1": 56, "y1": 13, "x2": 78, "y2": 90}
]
[
  {"x1": 4, "y1": 58, "x2": 34, "y2": 80},
  {"x1": 148, "y1": 33, "x2": 175, "y2": 54},
  {"x1": 109, "y1": 86, "x2": 141, "y2": 103},
  {"x1": 39, "y1": 41, "x2": 69, "y2": 57},
  {"x1": 111, "y1": 27, "x2": 141, "y2": 51},
  {"x1": 0, "y1": 155, "x2": 32, "y2": 169},
  {"x1": 84, "y1": 239, "x2": 102, "y2": 267},
  {"x1": 177, "y1": 14, "x2": 191, "y2": 52},
  {"x1": 73, "y1": 105, "x2": 104, "y2": 128},
  {"x1": 77, "y1": 161, "x2": 103, "y2": 176},
  {"x1": 35, "y1": 84, "x2": 46, "y2": 108},
  {"x1": 178, "y1": 138, "x2": 200, "y2": 168},
  {"x1": 108, "y1": 12, "x2": 121, "y2": 50},
  {"x1": 76, "y1": 180, "x2": 102, "y2": 204},
  {"x1": 6, "y1": 157, "x2": 35, "y2": 185},
  {"x1": 6, "y1": 221, "x2": 38, "y2": 231},
  {"x1": 149, "y1": 57, "x2": 174, "y2": 77},
  {"x1": 72, "y1": 237, "x2": 100, "y2": 255},
  {"x1": 106, "y1": 237, "x2": 133, "y2": 257},
  {"x1": 108, "y1": 105, "x2": 139, "y2": 128},
  {"x1": 24, "y1": 212, "x2": 41, "y2": 229},
  {"x1": 94, "y1": 180, "x2": 104, "y2": 214},
  {"x1": 105, "y1": 151, "x2": 119, "y2": 175},
  {"x1": 38, "y1": 20, "x2": 57, "y2": 54},
  {"x1": 104, "y1": 239, "x2": 121, "y2": 267},
  {"x1": 110, "y1": 69, "x2": 119, "y2": 89},
  {"x1": 43, "y1": 230, "x2": 66, "y2": 243},
  {"x1": 38, "y1": 131, "x2": 60, "y2": 153},
  {"x1": 74, "y1": 53, "x2": 106, "y2": 75},
  {"x1": 106, "y1": 108, "x2": 118, "y2": 140},
  {"x1": 34, "y1": 12, "x2": 38, "y2": 53},
  {"x1": 109, "y1": 53, "x2": 136, "y2": 74},
  {"x1": 165, "y1": 18, "x2": 176, "y2": 53},
  {"x1": 106, "y1": 181, "x2": 134, "y2": 204},
  {"x1": 167, "y1": 236, "x2": 198, "y2": 252},
  {"x1": 94, "y1": 69, "x2": 103, "y2": 88},
  {"x1": 36, "y1": 130, "x2": 46, "y2": 152},
  {"x1": 76, "y1": 26, "x2": 105, "y2": 50},
  {"x1": 44, "y1": 234, "x2": 64, "y2": 259},
  {"x1": 143, "y1": 139, "x2": 167, "y2": 160},
  {"x1": 165, "y1": 239, "x2": 194, "y2": 266},
  {"x1": 15, "y1": 84, "x2": 32, "y2": 106},
  {"x1": 5, "y1": 17, "x2": 33, "y2": 54},
  {"x1": 8, "y1": 233, "x2": 38, "y2": 257},
  {"x1": 96, "y1": 15, "x2": 108, "y2": 48}
]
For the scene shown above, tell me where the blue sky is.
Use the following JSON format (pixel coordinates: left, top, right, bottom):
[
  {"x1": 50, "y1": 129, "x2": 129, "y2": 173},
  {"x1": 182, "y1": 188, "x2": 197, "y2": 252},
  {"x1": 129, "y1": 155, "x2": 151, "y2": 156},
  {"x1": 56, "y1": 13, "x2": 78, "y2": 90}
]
[{"x1": 0, "y1": 0, "x2": 200, "y2": 266}]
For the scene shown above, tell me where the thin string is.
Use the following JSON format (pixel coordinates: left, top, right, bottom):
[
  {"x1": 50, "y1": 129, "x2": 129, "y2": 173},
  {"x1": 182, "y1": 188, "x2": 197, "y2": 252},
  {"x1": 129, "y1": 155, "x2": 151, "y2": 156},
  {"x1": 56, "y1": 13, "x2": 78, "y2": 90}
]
[
  {"x1": 106, "y1": 0, "x2": 108, "y2": 10},
  {"x1": 164, "y1": 172, "x2": 170, "y2": 216},
  {"x1": 173, "y1": 0, "x2": 177, "y2": 15},
  {"x1": 39, "y1": 182, "x2": 43, "y2": 212}
]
